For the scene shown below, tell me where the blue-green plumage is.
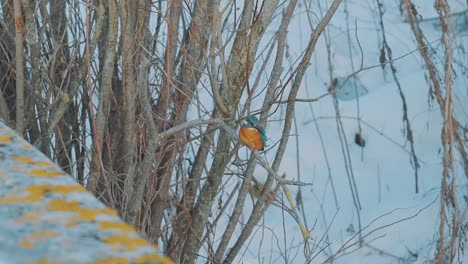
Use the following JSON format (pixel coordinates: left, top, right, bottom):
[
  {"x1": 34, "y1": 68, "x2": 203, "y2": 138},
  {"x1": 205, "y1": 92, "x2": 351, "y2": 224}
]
[{"x1": 245, "y1": 115, "x2": 267, "y2": 147}]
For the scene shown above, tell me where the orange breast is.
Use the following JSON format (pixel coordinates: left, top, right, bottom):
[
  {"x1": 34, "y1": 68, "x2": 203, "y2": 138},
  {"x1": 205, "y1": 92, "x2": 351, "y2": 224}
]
[{"x1": 239, "y1": 126, "x2": 264, "y2": 151}]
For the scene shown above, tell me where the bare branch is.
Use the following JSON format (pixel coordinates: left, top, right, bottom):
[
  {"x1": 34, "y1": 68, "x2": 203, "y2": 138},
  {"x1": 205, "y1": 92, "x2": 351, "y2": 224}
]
[{"x1": 13, "y1": 0, "x2": 24, "y2": 135}]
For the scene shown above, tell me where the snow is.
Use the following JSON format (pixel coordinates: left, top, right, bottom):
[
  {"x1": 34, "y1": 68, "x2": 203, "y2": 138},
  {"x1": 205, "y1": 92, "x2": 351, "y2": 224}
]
[{"x1": 224, "y1": 1, "x2": 468, "y2": 263}]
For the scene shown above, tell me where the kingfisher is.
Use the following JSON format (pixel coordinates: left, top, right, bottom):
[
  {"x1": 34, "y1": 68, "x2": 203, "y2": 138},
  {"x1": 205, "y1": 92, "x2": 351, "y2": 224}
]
[{"x1": 239, "y1": 115, "x2": 267, "y2": 151}]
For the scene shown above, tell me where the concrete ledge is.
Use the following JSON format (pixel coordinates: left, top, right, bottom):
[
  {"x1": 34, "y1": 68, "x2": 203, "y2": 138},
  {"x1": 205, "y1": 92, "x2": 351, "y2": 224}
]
[{"x1": 0, "y1": 121, "x2": 171, "y2": 264}]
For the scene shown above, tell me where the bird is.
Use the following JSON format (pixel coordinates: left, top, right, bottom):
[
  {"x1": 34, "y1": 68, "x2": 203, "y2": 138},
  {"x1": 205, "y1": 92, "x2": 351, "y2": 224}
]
[{"x1": 239, "y1": 115, "x2": 267, "y2": 151}]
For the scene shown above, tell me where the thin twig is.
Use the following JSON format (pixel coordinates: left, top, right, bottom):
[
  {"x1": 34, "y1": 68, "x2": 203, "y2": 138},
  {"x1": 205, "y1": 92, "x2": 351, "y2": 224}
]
[{"x1": 274, "y1": 39, "x2": 440, "y2": 104}]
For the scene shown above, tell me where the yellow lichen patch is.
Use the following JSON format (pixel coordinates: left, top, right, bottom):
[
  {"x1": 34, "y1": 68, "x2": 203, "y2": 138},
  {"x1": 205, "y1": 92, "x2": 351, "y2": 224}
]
[
  {"x1": 103, "y1": 234, "x2": 152, "y2": 252},
  {"x1": 99, "y1": 221, "x2": 135, "y2": 233},
  {"x1": 34, "y1": 184, "x2": 85, "y2": 194},
  {"x1": 33, "y1": 229, "x2": 59, "y2": 238},
  {"x1": 47, "y1": 199, "x2": 80, "y2": 211},
  {"x1": 23, "y1": 184, "x2": 84, "y2": 202},
  {"x1": 77, "y1": 207, "x2": 118, "y2": 221},
  {"x1": 10, "y1": 156, "x2": 56, "y2": 168},
  {"x1": 0, "y1": 135, "x2": 13, "y2": 143},
  {"x1": 0, "y1": 187, "x2": 42, "y2": 204},
  {"x1": 35, "y1": 258, "x2": 60, "y2": 264},
  {"x1": 24, "y1": 185, "x2": 50, "y2": 202},
  {"x1": 34, "y1": 161, "x2": 55, "y2": 167},
  {"x1": 84, "y1": 255, "x2": 172, "y2": 264},
  {"x1": 15, "y1": 212, "x2": 42, "y2": 224},
  {"x1": 136, "y1": 254, "x2": 173, "y2": 264},
  {"x1": 20, "y1": 230, "x2": 59, "y2": 249},
  {"x1": 10, "y1": 156, "x2": 35, "y2": 164},
  {"x1": 47, "y1": 199, "x2": 117, "y2": 221},
  {"x1": 65, "y1": 217, "x2": 80, "y2": 227},
  {"x1": 0, "y1": 196, "x2": 30, "y2": 204},
  {"x1": 84, "y1": 257, "x2": 128, "y2": 264},
  {"x1": 0, "y1": 184, "x2": 86, "y2": 204},
  {"x1": 20, "y1": 240, "x2": 33, "y2": 249},
  {"x1": 21, "y1": 143, "x2": 33, "y2": 150},
  {"x1": 28, "y1": 169, "x2": 63, "y2": 177}
]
